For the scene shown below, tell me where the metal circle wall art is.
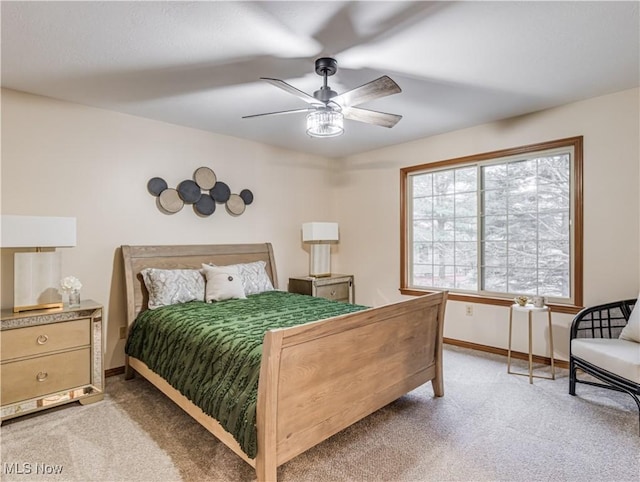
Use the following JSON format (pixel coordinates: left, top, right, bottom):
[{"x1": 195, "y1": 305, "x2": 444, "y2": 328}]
[
  {"x1": 239, "y1": 189, "x2": 254, "y2": 205},
  {"x1": 177, "y1": 180, "x2": 201, "y2": 204},
  {"x1": 147, "y1": 167, "x2": 254, "y2": 218},
  {"x1": 195, "y1": 194, "x2": 216, "y2": 216},
  {"x1": 211, "y1": 181, "x2": 231, "y2": 203},
  {"x1": 147, "y1": 177, "x2": 168, "y2": 196},
  {"x1": 194, "y1": 167, "x2": 216, "y2": 190},
  {"x1": 226, "y1": 194, "x2": 246, "y2": 216},
  {"x1": 158, "y1": 188, "x2": 183, "y2": 214}
]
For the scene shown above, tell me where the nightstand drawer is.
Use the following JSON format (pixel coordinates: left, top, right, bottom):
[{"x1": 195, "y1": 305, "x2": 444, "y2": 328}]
[
  {"x1": 0, "y1": 348, "x2": 90, "y2": 405},
  {"x1": 316, "y1": 283, "x2": 350, "y2": 302},
  {"x1": 1, "y1": 318, "x2": 90, "y2": 361}
]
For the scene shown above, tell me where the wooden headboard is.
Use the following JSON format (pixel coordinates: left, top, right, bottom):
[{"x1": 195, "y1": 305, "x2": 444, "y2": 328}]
[{"x1": 121, "y1": 243, "x2": 278, "y2": 326}]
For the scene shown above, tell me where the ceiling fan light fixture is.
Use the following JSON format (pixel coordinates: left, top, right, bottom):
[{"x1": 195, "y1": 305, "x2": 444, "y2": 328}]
[{"x1": 306, "y1": 110, "x2": 344, "y2": 138}]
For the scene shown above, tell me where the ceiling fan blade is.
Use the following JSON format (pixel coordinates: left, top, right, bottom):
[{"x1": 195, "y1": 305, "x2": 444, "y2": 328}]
[
  {"x1": 242, "y1": 108, "x2": 311, "y2": 119},
  {"x1": 261, "y1": 78, "x2": 319, "y2": 105},
  {"x1": 332, "y1": 75, "x2": 401, "y2": 108},
  {"x1": 342, "y1": 107, "x2": 402, "y2": 128}
]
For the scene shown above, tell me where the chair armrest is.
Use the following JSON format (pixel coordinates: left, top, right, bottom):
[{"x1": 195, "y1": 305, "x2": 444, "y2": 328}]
[{"x1": 570, "y1": 298, "x2": 637, "y2": 340}]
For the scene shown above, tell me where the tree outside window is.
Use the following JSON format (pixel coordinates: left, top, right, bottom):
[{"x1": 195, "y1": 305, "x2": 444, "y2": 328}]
[{"x1": 401, "y1": 137, "x2": 583, "y2": 310}]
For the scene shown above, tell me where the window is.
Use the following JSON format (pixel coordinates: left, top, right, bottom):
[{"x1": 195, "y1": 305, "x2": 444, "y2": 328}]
[{"x1": 401, "y1": 137, "x2": 583, "y2": 310}]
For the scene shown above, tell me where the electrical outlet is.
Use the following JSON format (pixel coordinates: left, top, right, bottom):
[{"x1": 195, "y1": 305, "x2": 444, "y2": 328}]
[
  {"x1": 465, "y1": 305, "x2": 473, "y2": 316},
  {"x1": 119, "y1": 326, "x2": 127, "y2": 339}
]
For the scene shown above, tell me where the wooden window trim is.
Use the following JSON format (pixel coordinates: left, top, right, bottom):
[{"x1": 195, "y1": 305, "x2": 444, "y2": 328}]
[{"x1": 400, "y1": 136, "x2": 584, "y2": 313}]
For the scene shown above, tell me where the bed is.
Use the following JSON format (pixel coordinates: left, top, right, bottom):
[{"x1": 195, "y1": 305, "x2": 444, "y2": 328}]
[{"x1": 121, "y1": 243, "x2": 447, "y2": 481}]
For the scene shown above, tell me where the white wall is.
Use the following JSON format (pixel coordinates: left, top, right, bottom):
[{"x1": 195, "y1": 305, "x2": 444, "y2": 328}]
[
  {"x1": 2, "y1": 87, "x2": 638, "y2": 369},
  {"x1": 0, "y1": 88, "x2": 333, "y2": 369},
  {"x1": 333, "y1": 88, "x2": 640, "y2": 361}
]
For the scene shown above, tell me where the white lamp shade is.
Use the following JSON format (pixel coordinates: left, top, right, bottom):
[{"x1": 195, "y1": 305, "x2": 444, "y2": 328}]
[
  {"x1": 302, "y1": 222, "x2": 339, "y2": 242},
  {"x1": 1, "y1": 215, "x2": 76, "y2": 247}
]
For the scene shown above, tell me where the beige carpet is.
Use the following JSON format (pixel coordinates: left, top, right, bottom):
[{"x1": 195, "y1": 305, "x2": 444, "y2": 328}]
[{"x1": 2, "y1": 346, "x2": 639, "y2": 481}]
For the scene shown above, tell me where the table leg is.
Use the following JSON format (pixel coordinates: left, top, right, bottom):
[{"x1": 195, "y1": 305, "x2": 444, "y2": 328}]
[
  {"x1": 548, "y1": 310, "x2": 555, "y2": 380},
  {"x1": 528, "y1": 311, "x2": 533, "y2": 384},
  {"x1": 507, "y1": 307, "x2": 513, "y2": 373}
]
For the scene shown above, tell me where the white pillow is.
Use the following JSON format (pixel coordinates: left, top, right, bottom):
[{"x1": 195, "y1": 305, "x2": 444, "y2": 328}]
[
  {"x1": 208, "y1": 260, "x2": 274, "y2": 295},
  {"x1": 141, "y1": 268, "x2": 205, "y2": 310},
  {"x1": 201, "y1": 264, "x2": 246, "y2": 302},
  {"x1": 619, "y1": 293, "x2": 640, "y2": 343}
]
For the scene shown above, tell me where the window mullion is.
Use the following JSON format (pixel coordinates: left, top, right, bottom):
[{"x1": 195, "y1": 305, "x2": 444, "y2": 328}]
[{"x1": 477, "y1": 164, "x2": 483, "y2": 293}]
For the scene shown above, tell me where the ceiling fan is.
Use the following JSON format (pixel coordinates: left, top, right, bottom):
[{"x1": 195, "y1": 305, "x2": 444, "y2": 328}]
[{"x1": 243, "y1": 57, "x2": 402, "y2": 138}]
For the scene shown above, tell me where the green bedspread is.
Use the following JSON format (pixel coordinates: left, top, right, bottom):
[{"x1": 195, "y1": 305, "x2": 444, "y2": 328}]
[{"x1": 125, "y1": 290, "x2": 368, "y2": 459}]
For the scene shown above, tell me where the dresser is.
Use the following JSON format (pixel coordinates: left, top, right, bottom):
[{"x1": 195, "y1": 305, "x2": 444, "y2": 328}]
[
  {"x1": 0, "y1": 300, "x2": 104, "y2": 421},
  {"x1": 288, "y1": 274, "x2": 354, "y2": 303}
]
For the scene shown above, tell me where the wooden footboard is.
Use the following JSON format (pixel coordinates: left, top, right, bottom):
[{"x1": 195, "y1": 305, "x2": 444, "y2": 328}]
[{"x1": 256, "y1": 291, "x2": 447, "y2": 481}]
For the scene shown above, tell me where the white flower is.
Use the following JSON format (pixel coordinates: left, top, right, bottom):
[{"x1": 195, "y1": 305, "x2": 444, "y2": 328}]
[{"x1": 59, "y1": 276, "x2": 82, "y2": 294}]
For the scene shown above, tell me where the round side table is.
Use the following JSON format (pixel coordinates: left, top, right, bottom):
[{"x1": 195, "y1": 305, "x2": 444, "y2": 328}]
[{"x1": 507, "y1": 304, "x2": 555, "y2": 384}]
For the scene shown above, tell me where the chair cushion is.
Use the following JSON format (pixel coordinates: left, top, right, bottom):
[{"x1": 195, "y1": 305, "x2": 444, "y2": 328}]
[{"x1": 572, "y1": 338, "x2": 640, "y2": 384}]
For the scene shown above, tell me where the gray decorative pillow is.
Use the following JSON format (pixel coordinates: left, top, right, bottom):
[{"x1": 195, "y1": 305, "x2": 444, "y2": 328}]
[
  {"x1": 141, "y1": 268, "x2": 205, "y2": 310},
  {"x1": 209, "y1": 260, "x2": 274, "y2": 295}
]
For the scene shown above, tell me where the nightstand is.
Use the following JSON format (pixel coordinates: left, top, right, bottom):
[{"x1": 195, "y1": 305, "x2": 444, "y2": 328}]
[
  {"x1": 288, "y1": 274, "x2": 354, "y2": 303},
  {"x1": 0, "y1": 300, "x2": 104, "y2": 421}
]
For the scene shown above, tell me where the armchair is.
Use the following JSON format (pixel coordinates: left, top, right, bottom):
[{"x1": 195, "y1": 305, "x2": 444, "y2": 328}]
[{"x1": 569, "y1": 298, "x2": 640, "y2": 433}]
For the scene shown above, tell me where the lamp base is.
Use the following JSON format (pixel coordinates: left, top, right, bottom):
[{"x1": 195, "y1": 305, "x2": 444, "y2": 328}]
[
  {"x1": 13, "y1": 251, "x2": 63, "y2": 313},
  {"x1": 309, "y1": 244, "x2": 331, "y2": 277}
]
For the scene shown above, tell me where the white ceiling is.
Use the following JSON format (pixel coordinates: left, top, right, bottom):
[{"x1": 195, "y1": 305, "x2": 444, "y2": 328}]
[{"x1": 2, "y1": 1, "x2": 639, "y2": 159}]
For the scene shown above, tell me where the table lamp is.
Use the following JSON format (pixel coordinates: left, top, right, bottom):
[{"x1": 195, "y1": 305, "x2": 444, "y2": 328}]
[
  {"x1": 1, "y1": 215, "x2": 77, "y2": 312},
  {"x1": 302, "y1": 222, "x2": 339, "y2": 277}
]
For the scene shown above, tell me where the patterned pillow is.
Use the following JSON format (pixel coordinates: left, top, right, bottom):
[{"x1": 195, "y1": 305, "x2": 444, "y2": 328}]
[
  {"x1": 200, "y1": 264, "x2": 246, "y2": 302},
  {"x1": 210, "y1": 260, "x2": 274, "y2": 295},
  {"x1": 141, "y1": 268, "x2": 205, "y2": 310}
]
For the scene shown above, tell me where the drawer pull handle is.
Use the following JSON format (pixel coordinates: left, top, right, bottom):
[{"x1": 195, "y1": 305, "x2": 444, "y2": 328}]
[
  {"x1": 36, "y1": 334, "x2": 49, "y2": 345},
  {"x1": 36, "y1": 371, "x2": 49, "y2": 382}
]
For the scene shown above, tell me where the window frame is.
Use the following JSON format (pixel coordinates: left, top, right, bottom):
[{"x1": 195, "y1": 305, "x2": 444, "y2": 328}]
[{"x1": 400, "y1": 136, "x2": 583, "y2": 314}]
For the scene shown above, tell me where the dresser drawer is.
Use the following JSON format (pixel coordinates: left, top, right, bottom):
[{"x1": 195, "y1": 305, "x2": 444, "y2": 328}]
[
  {"x1": 316, "y1": 282, "x2": 350, "y2": 302},
  {"x1": 1, "y1": 318, "x2": 90, "y2": 361},
  {"x1": 0, "y1": 348, "x2": 90, "y2": 405}
]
